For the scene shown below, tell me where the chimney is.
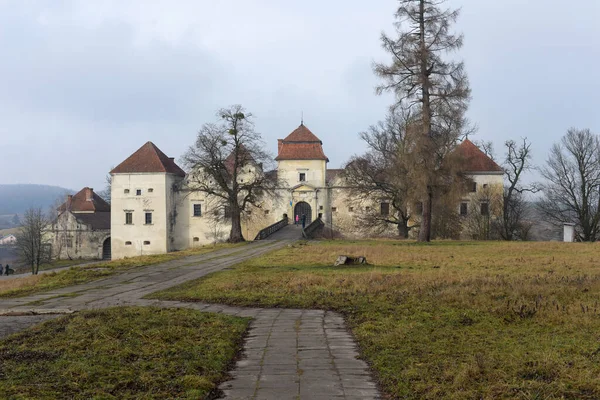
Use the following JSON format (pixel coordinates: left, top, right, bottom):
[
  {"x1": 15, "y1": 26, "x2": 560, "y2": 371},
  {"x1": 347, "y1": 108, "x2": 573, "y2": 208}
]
[
  {"x1": 277, "y1": 139, "x2": 283, "y2": 155},
  {"x1": 66, "y1": 195, "x2": 73, "y2": 211},
  {"x1": 86, "y1": 187, "x2": 94, "y2": 201}
]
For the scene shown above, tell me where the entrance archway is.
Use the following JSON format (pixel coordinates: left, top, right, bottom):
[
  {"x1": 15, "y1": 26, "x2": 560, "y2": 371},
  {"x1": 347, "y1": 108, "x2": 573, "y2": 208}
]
[
  {"x1": 294, "y1": 202, "x2": 312, "y2": 225},
  {"x1": 102, "y1": 237, "x2": 111, "y2": 260}
]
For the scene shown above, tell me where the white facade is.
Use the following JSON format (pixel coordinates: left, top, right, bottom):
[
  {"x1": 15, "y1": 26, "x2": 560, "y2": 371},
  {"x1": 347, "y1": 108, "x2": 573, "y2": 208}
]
[{"x1": 111, "y1": 173, "x2": 183, "y2": 259}]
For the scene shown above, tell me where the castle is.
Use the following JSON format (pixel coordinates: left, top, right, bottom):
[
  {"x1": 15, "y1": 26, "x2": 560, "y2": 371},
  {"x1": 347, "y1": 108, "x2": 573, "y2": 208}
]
[{"x1": 107, "y1": 124, "x2": 503, "y2": 259}]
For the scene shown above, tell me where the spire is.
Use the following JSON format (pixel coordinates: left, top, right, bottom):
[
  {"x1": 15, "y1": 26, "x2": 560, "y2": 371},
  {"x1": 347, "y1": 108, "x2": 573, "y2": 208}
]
[{"x1": 301, "y1": 111, "x2": 304, "y2": 126}]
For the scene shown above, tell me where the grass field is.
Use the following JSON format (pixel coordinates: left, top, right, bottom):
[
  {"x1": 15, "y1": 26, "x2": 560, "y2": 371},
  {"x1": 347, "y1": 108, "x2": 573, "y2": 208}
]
[
  {"x1": 0, "y1": 243, "x2": 244, "y2": 299},
  {"x1": 152, "y1": 240, "x2": 600, "y2": 399},
  {"x1": 0, "y1": 307, "x2": 249, "y2": 399}
]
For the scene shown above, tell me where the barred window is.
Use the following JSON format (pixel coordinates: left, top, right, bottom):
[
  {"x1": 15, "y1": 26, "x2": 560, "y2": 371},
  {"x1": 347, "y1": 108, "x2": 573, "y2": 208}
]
[{"x1": 193, "y1": 204, "x2": 202, "y2": 217}]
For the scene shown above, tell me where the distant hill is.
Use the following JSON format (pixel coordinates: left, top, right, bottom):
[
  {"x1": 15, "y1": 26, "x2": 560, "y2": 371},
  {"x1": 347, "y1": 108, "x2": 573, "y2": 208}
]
[{"x1": 0, "y1": 184, "x2": 73, "y2": 218}]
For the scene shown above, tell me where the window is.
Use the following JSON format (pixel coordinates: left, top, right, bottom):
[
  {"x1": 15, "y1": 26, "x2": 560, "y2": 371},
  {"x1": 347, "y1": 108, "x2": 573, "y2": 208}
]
[
  {"x1": 482, "y1": 184, "x2": 488, "y2": 189},
  {"x1": 193, "y1": 237, "x2": 200, "y2": 242},
  {"x1": 125, "y1": 241, "x2": 132, "y2": 245},
  {"x1": 148, "y1": 188, "x2": 154, "y2": 193},
  {"x1": 469, "y1": 182, "x2": 477, "y2": 193},
  {"x1": 332, "y1": 207, "x2": 337, "y2": 212},
  {"x1": 415, "y1": 202, "x2": 423, "y2": 215},
  {"x1": 349, "y1": 207, "x2": 354, "y2": 212},
  {"x1": 380, "y1": 203, "x2": 390, "y2": 216},
  {"x1": 480, "y1": 202, "x2": 489, "y2": 216},
  {"x1": 143, "y1": 240, "x2": 151, "y2": 245},
  {"x1": 193, "y1": 204, "x2": 202, "y2": 217},
  {"x1": 299, "y1": 173, "x2": 306, "y2": 182},
  {"x1": 136, "y1": 189, "x2": 142, "y2": 196},
  {"x1": 145, "y1": 212, "x2": 152, "y2": 225},
  {"x1": 460, "y1": 202, "x2": 468, "y2": 216},
  {"x1": 124, "y1": 189, "x2": 130, "y2": 194},
  {"x1": 264, "y1": 210, "x2": 270, "y2": 215},
  {"x1": 319, "y1": 205, "x2": 323, "y2": 211},
  {"x1": 125, "y1": 212, "x2": 133, "y2": 225}
]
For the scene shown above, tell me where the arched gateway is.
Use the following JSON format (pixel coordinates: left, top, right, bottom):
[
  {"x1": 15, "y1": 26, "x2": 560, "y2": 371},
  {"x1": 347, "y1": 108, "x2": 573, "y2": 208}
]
[
  {"x1": 294, "y1": 202, "x2": 312, "y2": 225},
  {"x1": 102, "y1": 237, "x2": 111, "y2": 260}
]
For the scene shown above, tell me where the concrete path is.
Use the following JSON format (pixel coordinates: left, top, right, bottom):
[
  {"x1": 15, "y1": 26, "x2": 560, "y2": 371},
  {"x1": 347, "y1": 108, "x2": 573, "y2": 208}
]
[
  {"x1": 0, "y1": 260, "x2": 99, "y2": 280},
  {"x1": 0, "y1": 240, "x2": 381, "y2": 400}
]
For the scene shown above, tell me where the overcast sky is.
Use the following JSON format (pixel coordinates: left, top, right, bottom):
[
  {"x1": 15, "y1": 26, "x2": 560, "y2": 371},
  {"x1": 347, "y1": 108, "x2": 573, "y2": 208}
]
[{"x1": 1, "y1": 0, "x2": 598, "y2": 191}]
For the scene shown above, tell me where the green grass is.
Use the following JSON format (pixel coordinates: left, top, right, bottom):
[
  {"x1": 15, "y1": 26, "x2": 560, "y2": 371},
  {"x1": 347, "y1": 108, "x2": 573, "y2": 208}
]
[
  {"x1": 0, "y1": 243, "x2": 245, "y2": 299},
  {"x1": 0, "y1": 307, "x2": 249, "y2": 399},
  {"x1": 151, "y1": 240, "x2": 600, "y2": 399}
]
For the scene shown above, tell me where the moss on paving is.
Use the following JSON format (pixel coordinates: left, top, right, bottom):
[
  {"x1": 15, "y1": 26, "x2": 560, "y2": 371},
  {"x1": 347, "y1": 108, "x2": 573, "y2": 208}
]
[
  {"x1": 152, "y1": 240, "x2": 600, "y2": 399},
  {"x1": 0, "y1": 307, "x2": 249, "y2": 399}
]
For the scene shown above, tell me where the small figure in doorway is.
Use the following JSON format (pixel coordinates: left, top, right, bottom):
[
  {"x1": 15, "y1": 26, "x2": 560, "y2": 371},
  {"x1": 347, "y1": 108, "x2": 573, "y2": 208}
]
[
  {"x1": 295, "y1": 214, "x2": 299, "y2": 225},
  {"x1": 301, "y1": 214, "x2": 306, "y2": 229},
  {"x1": 4, "y1": 264, "x2": 14, "y2": 276}
]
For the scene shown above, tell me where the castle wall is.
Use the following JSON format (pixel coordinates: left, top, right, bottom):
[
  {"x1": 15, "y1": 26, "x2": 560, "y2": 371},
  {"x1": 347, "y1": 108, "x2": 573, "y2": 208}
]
[{"x1": 111, "y1": 173, "x2": 182, "y2": 259}]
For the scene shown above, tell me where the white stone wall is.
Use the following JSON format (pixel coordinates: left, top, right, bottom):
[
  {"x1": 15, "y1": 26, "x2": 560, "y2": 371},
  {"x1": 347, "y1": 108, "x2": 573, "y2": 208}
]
[
  {"x1": 111, "y1": 172, "x2": 183, "y2": 259},
  {"x1": 277, "y1": 159, "x2": 326, "y2": 188}
]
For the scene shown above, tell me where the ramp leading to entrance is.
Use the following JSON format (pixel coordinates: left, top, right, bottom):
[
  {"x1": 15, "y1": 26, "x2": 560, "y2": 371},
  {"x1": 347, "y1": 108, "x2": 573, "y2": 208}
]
[{"x1": 263, "y1": 224, "x2": 303, "y2": 240}]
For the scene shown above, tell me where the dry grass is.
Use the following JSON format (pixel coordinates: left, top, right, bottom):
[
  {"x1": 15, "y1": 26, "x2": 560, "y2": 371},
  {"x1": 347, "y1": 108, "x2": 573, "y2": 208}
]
[
  {"x1": 0, "y1": 242, "x2": 244, "y2": 298},
  {"x1": 154, "y1": 240, "x2": 600, "y2": 399},
  {"x1": 0, "y1": 307, "x2": 249, "y2": 399}
]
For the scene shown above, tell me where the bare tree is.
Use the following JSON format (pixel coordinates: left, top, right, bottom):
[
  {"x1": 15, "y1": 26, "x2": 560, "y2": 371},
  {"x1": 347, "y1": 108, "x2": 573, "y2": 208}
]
[
  {"x1": 539, "y1": 128, "x2": 600, "y2": 241},
  {"x1": 98, "y1": 170, "x2": 113, "y2": 204},
  {"x1": 463, "y1": 186, "x2": 502, "y2": 240},
  {"x1": 374, "y1": 0, "x2": 471, "y2": 242},
  {"x1": 343, "y1": 109, "x2": 414, "y2": 238},
  {"x1": 498, "y1": 138, "x2": 538, "y2": 240},
  {"x1": 182, "y1": 105, "x2": 278, "y2": 242},
  {"x1": 15, "y1": 207, "x2": 52, "y2": 274}
]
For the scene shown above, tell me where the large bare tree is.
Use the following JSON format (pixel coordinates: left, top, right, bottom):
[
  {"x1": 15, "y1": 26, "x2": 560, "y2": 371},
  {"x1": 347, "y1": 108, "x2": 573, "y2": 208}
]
[
  {"x1": 539, "y1": 128, "x2": 600, "y2": 241},
  {"x1": 182, "y1": 105, "x2": 278, "y2": 243},
  {"x1": 343, "y1": 109, "x2": 414, "y2": 238},
  {"x1": 374, "y1": 0, "x2": 471, "y2": 242},
  {"x1": 498, "y1": 138, "x2": 538, "y2": 240},
  {"x1": 15, "y1": 207, "x2": 52, "y2": 275}
]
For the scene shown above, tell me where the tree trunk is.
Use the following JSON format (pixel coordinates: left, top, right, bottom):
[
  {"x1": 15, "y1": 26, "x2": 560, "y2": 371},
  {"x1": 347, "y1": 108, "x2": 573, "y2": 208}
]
[
  {"x1": 397, "y1": 221, "x2": 409, "y2": 239},
  {"x1": 417, "y1": 0, "x2": 433, "y2": 242},
  {"x1": 228, "y1": 207, "x2": 245, "y2": 243},
  {"x1": 419, "y1": 188, "x2": 433, "y2": 242}
]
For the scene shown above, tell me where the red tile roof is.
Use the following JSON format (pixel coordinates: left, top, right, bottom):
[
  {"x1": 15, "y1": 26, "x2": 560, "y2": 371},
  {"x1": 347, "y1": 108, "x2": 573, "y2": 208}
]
[
  {"x1": 57, "y1": 187, "x2": 111, "y2": 213},
  {"x1": 275, "y1": 124, "x2": 329, "y2": 161},
  {"x1": 282, "y1": 124, "x2": 323, "y2": 143},
  {"x1": 75, "y1": 212, "x2": 111, "y2": 230},
  {"x1": 456, "y1": 139, "x2": 503, "y2": 173},
  {"x1": 326, "y1": 169, "x2": 344, "y2": 184},
  {"x1": 224, "y1": 144, "x2": 256, "y2": 174},
  {"x1": 111, "y1": 142, "x2": 186, "y2": 177}
]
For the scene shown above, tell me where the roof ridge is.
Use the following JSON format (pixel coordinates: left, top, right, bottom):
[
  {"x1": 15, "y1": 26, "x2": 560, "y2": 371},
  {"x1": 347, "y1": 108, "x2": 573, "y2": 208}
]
[{"x1": 110, "y1": 142, "x2": 186, "y2": 177}]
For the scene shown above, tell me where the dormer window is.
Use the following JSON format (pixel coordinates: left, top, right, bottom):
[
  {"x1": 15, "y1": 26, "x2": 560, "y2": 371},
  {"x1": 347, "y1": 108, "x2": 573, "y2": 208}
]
[
  {"x1": 136, "y1": 189, "x2": 142, "y2": 196},
  {"x1": 299, "y1": 173, "x2": 306, "y2": 182}
]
